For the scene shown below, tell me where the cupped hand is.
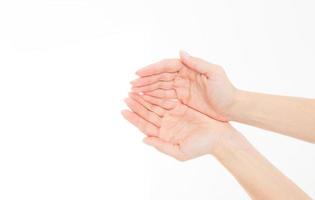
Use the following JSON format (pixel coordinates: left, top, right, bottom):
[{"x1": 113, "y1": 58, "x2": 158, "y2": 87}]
[
  {"x1": 121, "y1": 92, "x2": 237, "y2": 161},
  {"x1": 130, "y1": 51, "x2": 237, "y2": 121}
]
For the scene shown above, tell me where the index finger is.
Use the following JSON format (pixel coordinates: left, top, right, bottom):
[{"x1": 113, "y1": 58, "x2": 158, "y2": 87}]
[{"x1": 136, "y1": 59, "x2": 184, "y2": 77}]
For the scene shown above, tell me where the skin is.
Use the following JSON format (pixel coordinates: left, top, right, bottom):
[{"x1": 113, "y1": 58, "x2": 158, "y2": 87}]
[
  {"x1": 121, "y1": 92, "x2": 310, "y2": 199},
  {"x1": 132, "y1": 51, "x2": 315, "y2": 143},
  {"x1": 131, "y1": 52, "x2": 236, "y2": 122},
  {"x1": 229, "y1": 91, "x2": 315, "y2": 143},
  {"x1": 122, "y1": 92, "x2": 232, "y2": 160},
  {"x1": 123, "y1": 50, "x2": 313, "y2": 199}
]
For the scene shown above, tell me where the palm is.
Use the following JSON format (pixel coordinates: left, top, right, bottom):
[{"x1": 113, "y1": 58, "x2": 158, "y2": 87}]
[
  {"x1": 161, "y1": 102, "x2": 208, "y2": 138},
  {"x1": 122, "y1": 93, "x2": 234, "y2": 160},
  {"x1": 159, "y1": 102, "x2": 221, "y2": 158},
  {"x1": 173, "y1": 66, "x2": 227, "y2": 121},
  {"x1": 132, "y1": 60, "x2": 235, "y2": 121}
]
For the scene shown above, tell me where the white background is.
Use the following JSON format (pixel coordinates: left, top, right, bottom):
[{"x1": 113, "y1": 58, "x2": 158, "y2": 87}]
[{"x1": 0, "y1": 0, "x2": 315, "y2": 199}]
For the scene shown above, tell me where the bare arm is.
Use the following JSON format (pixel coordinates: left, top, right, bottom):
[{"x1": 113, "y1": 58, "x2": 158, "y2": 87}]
[
  {"x1": 214, "y1": 132, "x2": 311, "y2": 200},
  {"x1": 122, "y1": 92, "x2": 311, "y2": 199},
  {"x1": 228, "y1": 90, "x2": 315, "y2": 143}
]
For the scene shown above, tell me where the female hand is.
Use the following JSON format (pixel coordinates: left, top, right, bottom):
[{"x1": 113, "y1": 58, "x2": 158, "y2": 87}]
[
  {"x1": 131, "y1": 51, "x2": 238, "y2": 121},
  {"x1": 121, "y1": 92, "x2": 238, "y2": 161}
]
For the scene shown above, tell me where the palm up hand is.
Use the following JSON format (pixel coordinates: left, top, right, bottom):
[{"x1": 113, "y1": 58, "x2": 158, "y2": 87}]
[
  {"x1": 130, "y1": 52, "x2": 237, "y2": 122},
  {"x1": 122, "y1": 92, "x2": 235, "y2": 160}
]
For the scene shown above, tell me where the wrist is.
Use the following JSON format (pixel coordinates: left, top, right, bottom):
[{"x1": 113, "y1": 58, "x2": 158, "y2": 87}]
[
  {"x1": 225, "y1": 89, "x2": 249, "y2": 121},
  {"x1": 212, "y1": 129, "x2": 252, "y2": 161}
]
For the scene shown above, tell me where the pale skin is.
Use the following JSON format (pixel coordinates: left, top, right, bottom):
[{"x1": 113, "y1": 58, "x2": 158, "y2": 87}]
[
  {"x1": 132, "y1": 51, "x2": 315, "y2": 143},
  {"x1": 122, "y1": 51, "x2": 313, "y2": 199}
]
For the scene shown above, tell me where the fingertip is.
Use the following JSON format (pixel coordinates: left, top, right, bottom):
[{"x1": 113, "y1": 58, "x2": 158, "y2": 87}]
[
  {"x1": 125, "y1": 98, "x2": 136, "y2": 107},
  {"x1": 128, "y1": 92, "x2": 136, "y2": 96},
  {"x1": 129, "y1": 92, "x2": 143, "y2": 100},
  {"x1": 136, "y1": 69, "x2": 146, "y2": 76},
  {"x1": 179, "y1": 50, "x2": 190, "y2": 60},
  {"x1": 124, "y1": 98, "x2": 129, "y2": 104},
  {"x1": 121, "y1": 109, "x2": 130, "y2": 117},
  {"x1": 143, "y1": 137, "x2": 156, "y2": 145},
  {"x1": 142, "y1": 137, "x2": 150, "y2": 144},
  {"x1": 130, "y1": 87, "x2": 139, "y2": 92},
  {"x1": 130, "y1": 79, "x2": 136, "y2": 85}
]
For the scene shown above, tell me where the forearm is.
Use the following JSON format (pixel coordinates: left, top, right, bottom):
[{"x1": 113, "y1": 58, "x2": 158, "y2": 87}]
[
  {"x1": 228, "y1": 90, "x2": 315, "y2": 143},
  {"x1": 214, "y1": 132, "x2": 310, "y2": 200}
]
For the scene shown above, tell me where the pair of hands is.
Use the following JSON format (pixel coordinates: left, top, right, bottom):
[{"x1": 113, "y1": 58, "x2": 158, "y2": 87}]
[
  {"x1": 122, "y1": 51, "x2": 240, "y2": 161},
  {"x1": 122, "y1": 52, "x2": 313, "y2": 199}
]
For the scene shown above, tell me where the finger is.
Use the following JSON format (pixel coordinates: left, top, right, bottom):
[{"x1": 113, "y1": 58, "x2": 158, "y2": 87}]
[
  {"x1": 130, "y1": 72, "x2": 177, "y2": 87},
  {"x1": 125, "y1": 98, "x2": 162, "y2": 127},
  {"x1": 144, "y1": 89, "x2": 177, "y2": 99},
  {"x1": 129, "y1": 92, "x2": 166, "y2": 117},
  {"x1": 132, "y1": 81, "x2": 174, "y2": 93},
  {"x1": 136, "y1": 59, "x2": 183, "y2": 77},
  {"x1": 143, "y1": 137, "x2": 187, "y2": 161},
  {"x1": 179, "y1": 50, "x2": 216, "y2": 77},
  {"x1": 142, "y1": 95, "x2": 177, "y2": 110},
  {"x1": 121, "y1": 110, "x2": 159, "y2": 136}
]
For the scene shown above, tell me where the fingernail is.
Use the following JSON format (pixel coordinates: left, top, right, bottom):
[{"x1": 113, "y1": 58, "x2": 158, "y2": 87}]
[
  {"x1": 180, "y1": 50, "x2": 190, "y2": 59},
  {"x1": 143, "y1": 138, "x2": 150, "y2": 145},
  {"x1": 135, "y1": 69, "x2": 142, "y2": 75},
  {"x1": 121, "y1": 110, "x2": 127, "y2": 115}
]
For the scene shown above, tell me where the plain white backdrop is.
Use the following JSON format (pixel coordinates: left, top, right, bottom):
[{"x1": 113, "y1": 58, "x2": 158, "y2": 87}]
[{"x1": 0, "y1": 0, "x2": 315, "y2": 199}]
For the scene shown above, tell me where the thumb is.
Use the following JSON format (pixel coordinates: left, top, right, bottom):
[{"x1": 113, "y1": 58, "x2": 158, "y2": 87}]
[
  {"x1": 179, "y1": 50, "x2": 214, "y2": 77},
  {"x1": 143, "y1": 137, "x2": 187, "y2": 161}
]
